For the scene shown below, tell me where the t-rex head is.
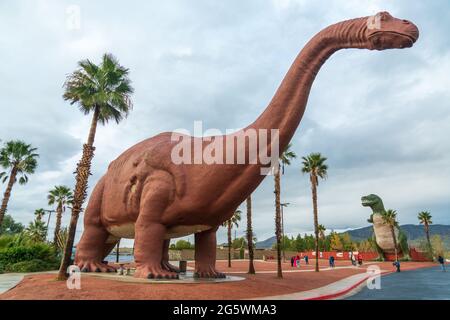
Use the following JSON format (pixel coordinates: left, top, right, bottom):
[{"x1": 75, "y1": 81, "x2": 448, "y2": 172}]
[
  {"x1": 366, "y1": 11, "x2": 419, "y2": 50},
  {"x1": 361, "y1": 194, "x2": 384, "y2": 210}
]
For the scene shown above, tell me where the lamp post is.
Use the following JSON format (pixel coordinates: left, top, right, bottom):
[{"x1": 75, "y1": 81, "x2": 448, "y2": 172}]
[
  {"x1": 280, "y1": 202, "x2": 290, "y2": 262},
  {"x1": 43, "y1": 209, "x2": 56, "y2": 241}
]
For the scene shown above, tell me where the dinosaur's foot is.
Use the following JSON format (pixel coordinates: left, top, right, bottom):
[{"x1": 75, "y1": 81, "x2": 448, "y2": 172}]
[
  {"x1": 194, "y1": 265, "x2": 226, "y2": 279},
  {"x1": 161, "y1": 260, "x2": 180, "y2": 273},
  {"x1": 135, "y1": 264, "x2": 179, "y2": 279},
  {"x1": 77, "y1": 259, "x2": 116, "y2": 273}
]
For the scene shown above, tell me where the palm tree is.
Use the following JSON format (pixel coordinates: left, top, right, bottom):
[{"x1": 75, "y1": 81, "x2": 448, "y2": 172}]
[
  {"x1": 34, "y1": 208, "x2": 46, "y2": 222},
  {"x1": 57, "y1": 53, "x2": 134, "y2": 280},
  {"x1": 301, "y1": 152, "x2": 328, "y2": 272},
  {"x1": 26, "y1": 219, "x2": 47, "y2": 243},
  {"x1": 318, "y1": 224, "x2": 326, "y2": 251},
  {"x1": 56, "y1": 227, "x2": 68, "y2": 253},
  {"x1": 418, "y1": 211, "x2": 433, "y2": 255},
  {"x1": 274, "y1": 143, "x2": 297, "y2": 278},
  {"x1": 0, "y1": 140, "x2": 39, "y2": 229},
  {"x1": 48, "y1": 185, "x2": 73, "y2": 247},
  {"x1": 222, "y1": 209, "x2": 241, "y2": 268},
  {"x1": 382, "y1": 209, "x2": 399, "y2": 261},
  {"x1": 246, "y1": 196, "x2": 255, "y2": 274}
]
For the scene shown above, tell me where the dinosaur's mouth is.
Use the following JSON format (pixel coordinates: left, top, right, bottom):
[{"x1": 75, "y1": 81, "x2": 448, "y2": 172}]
[
  {"x1": 370, "y1": 31, "x2": 416, "y2": 42},
  {"x1": 361, "y1": 199, "x2": 373, "y2": 206},
  {"x1": 368, "y1": 31, "x2": 416, "y2": 49}
]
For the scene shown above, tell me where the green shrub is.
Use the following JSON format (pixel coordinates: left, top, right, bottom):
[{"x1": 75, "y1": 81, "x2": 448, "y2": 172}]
[
  {"x1": 6, "y1": 259, "x2": 59, "y2": 273},
  {"x1": 0, "y1": 235, "x2": 16, "y2": 249},
  {"x1": 0, "y1": 243, "x2": 57, "y2": 265},
  {"x1": 0, "y1": 233, "x2": 34, "y2": 249}
]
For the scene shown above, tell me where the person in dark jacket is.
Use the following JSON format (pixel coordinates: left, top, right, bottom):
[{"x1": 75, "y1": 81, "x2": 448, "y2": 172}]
[
  {"x1": 290, "y1": 256, "x2": 295, "y2": 267},
  {"x1": 304, "y1": 255, "x2": 309, "y2": 265},
  {"x1": 393, "y1": 260, "x2": 401, "y2": 272},
  {"x1": 438, "y1": 255, "x2": 446, "y2": 272},
  {"x1": 329, "y1": 256, "x2": 335, "y2": 268}
]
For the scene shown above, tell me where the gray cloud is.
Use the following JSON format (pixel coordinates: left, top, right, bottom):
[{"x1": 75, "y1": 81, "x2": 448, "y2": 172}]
[{"x1": 1, "y1": 0, "x2": 449, "y2": 245}]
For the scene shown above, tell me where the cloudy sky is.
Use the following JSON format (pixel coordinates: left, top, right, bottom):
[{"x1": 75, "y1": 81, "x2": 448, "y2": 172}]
[{"x1": 1, "y1": 0, "x2": 449, "y2": 246}]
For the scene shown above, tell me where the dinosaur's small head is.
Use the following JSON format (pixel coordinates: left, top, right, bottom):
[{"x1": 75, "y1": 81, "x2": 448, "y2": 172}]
[
  {"x1": 361, "y1": 194, "x2": 383, "y2": 209},
  {"x1": 366, "y1": 11, "x2": 419, "y2": 50}
]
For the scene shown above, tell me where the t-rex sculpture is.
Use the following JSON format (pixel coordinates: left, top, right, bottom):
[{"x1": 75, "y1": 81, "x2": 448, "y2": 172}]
[
  {"x1": 361, "y1": 194, "x2": 410, "y2": 260},
  {"x1": 75, "y1": 12, "x2": 419, "y2": 279}
]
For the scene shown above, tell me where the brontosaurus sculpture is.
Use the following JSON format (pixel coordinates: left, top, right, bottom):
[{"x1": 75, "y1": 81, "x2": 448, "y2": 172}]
[{"x1": 75, "y1": 12, "x2": 419, "y2": 279}]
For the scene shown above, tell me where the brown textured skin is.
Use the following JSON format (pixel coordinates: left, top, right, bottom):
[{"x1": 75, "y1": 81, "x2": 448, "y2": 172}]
[{"x1": 75, "y1": 12, "x2": 419, "y2": 279}]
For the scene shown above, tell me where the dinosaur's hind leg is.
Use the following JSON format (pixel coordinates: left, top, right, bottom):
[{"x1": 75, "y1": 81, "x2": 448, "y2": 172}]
[{"x1": 74, "y1": 177, "x2": 116, "y2": 273}]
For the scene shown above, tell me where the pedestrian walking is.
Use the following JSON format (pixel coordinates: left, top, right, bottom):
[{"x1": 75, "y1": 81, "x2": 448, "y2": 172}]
[
  {"x1": 329, "y1": 255, "x2": 335, "y2": 268},
  {"x1": 393, "y1": 260, "x2": 401, "y2": 272},
  {"x1": 438, "y1": 255, "x2": 446, "y2": 272}
]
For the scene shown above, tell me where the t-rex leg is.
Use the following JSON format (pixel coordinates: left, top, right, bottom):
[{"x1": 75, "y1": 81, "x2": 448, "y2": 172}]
[
  {"x1": 194, "y1": 227, "x2": 226, "y2": 278},
  {"x1": 133, "y1": 173, "x2": 178, "y2": 279},
  {"x1": 161, "y1": 239, "x2": 180, "y2": 273},
  {"x1": 75, "y1": 177, "x2": 116, "y2": 272}
]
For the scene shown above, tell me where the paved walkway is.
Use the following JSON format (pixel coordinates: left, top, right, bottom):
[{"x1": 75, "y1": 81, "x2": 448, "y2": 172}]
[
  {"x1": 254, "y1": 272, "x2": 380, "y2": 300},
  {"x1": 346, "y1": 266, "x2": 450, "y2": 300},
  {"x1": 226, "y1": 263, "x2": 379, "y2": 274},
  {"x1": 0, "y1": 273, "x2": 25, "y2": 294}
]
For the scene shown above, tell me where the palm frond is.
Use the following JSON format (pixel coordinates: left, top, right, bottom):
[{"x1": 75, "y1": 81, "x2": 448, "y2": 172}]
[{"x1": 63, "y1": 53, "x2": 134, "y2": 125}]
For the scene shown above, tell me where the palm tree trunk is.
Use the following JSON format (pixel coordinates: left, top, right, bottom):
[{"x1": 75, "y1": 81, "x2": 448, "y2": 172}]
[
  {"x1": 57, "y1": 107, "x2": 99, "y2": 280},
  {"x1": 0, "y1": 167, "x2": 18, "y2": 230},
  {"x1": 86, "y1": 106, "x2": 100, "y2": 146},
  {"x1": 227, "y1": 221, "x2": 232, "y2": 268},
  {"x1": 116, "y1": 239, "x2": 121, "y2": 263},
  {"x1": 281, "y1": 205, "x2": 285, "y2": 262},
  {"x1": 391, "y1": 226, "x2": 398, "y2": 261},
  {"x1": 53, "y1": 203, "x2": 63, "y2": 247},
  {"x1": 246, "y1": 196, "x2": 255, "y2": 274},
  {"x1": 274, "y1": 168, "x2": 283, "y2": 278},
  {"x1": 425, "y1": 224, "x2": 432, "y2": 255},
  {"x1": 311, "y1": 174, "x2": 320, "y2": 272}
]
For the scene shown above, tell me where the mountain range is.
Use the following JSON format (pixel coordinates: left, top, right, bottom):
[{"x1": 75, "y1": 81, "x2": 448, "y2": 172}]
[{"x1": 255, "y1": 224, "x2": 450, "y2": 249}]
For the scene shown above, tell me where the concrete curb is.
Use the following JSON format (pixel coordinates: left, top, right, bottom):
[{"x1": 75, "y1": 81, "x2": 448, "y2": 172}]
[
  {"x1": 307, "y1": 271, "x2": 393, "y2": 300},
  {"x1": 308, "y1": 266, "x2": 437, "y2": 300}
]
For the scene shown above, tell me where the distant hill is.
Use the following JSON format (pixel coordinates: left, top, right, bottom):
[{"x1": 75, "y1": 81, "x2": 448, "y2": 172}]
[
  {"x1": 345, "y1": 224, "x2": 450, "y2": 242},
  {"x1": 255, "y1": 224, "x2": 450, "y2": 249},
  {"x1": 255, "y1": 236, "x2": 277, "y2": 249}
]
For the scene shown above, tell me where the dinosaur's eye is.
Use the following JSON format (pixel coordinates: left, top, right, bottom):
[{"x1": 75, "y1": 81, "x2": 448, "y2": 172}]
[{"x1": 372, "y1": 35, "x2": 381, "y2": 47}]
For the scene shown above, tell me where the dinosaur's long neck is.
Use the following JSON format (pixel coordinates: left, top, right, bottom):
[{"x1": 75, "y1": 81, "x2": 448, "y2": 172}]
[{"x1": 247, "y1": 17, "x2": 369, "y2": 152}]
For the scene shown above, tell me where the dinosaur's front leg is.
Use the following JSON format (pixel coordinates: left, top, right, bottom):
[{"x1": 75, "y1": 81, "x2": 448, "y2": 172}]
[
  {"x1": 134, "y1": 222, "x2": 178, "y2": 279},
  {"x1": 133, "y1": 176, "x2": 178, "y2": 279},
  {"x1": 194, "y1": 227, "x2": 226, "y2": 278}
]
